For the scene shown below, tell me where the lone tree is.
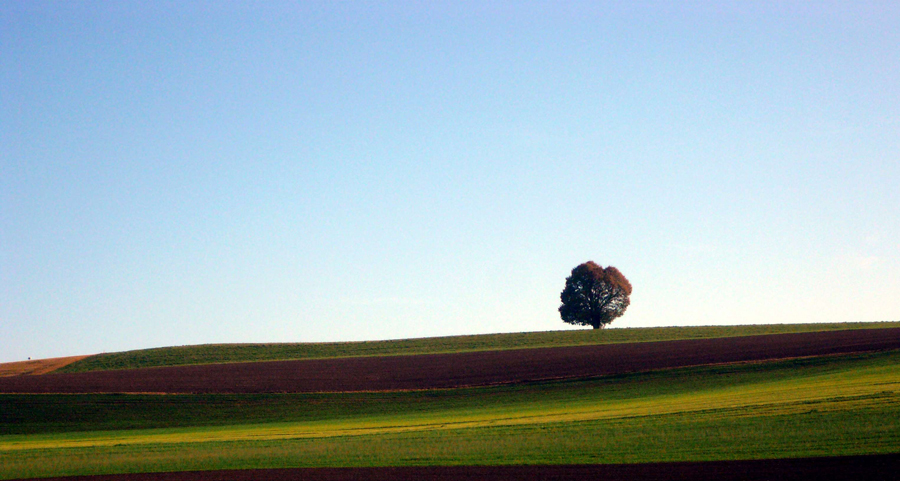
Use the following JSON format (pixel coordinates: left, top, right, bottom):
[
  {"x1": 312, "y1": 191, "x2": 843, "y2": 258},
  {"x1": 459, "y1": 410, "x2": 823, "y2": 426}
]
[{"x1": 559, "y1": 261, "x2": 632, "y2": 329}]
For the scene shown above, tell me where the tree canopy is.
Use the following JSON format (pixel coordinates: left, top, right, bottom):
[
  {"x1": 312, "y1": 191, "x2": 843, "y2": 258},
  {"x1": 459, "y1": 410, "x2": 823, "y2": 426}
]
[{"x1": 559, "y1": 261, "x2": 632, "y2": 329}]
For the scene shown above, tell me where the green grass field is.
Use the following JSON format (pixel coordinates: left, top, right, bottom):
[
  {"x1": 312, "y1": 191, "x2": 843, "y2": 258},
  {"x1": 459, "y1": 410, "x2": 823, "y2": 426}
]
[
  {"x1": 3, "y1": 345, "x2": 899, "y2": 479},
  {"x1": 57, "y1": 321, "x2": 898, "y2": 373}
]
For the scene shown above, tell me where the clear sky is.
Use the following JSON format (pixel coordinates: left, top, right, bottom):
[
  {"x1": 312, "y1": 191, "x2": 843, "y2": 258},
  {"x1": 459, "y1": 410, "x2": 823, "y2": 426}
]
[{"x1": 2, "y1": 1, "x2": 898, "y2": 363}]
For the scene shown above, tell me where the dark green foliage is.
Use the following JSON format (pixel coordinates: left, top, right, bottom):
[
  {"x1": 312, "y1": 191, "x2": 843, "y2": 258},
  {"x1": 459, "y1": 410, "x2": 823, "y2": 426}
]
[{"x1": 560, "y1": 261, "x2": 632, "y2": 329}]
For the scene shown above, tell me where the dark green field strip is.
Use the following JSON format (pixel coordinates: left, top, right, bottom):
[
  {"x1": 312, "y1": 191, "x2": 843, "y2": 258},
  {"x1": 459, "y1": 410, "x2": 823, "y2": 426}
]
[
  {"x1": 55, "y1": 322, "x2": 898, "y2": 373},
  {"x1": 17, "y1": 455, "x2": 900, "y2": 481},
  {"x1": 5, "y1": 349, "x2": 899, "y2": 436}
]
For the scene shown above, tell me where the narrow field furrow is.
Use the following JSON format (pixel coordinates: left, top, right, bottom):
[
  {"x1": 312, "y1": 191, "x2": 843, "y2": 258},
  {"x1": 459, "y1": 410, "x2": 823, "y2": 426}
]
[
  {"x1": 1, "y1": 328, "x2": 898, "y2": 394},
  {"x1": 28, "y1": 454, "x2": 900, "y2": 481}
]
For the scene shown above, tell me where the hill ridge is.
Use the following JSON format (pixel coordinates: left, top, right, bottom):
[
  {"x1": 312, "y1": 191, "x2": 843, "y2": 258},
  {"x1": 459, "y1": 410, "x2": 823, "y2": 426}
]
[
  {"x1": 58, "y1": 322, "x2": 899, "y2": 374},
  {"x1": 3, "y1": 322, "x2": 896, "y2": 376},
  {"x1": 2, "y1": 327, "x2": 899, "y2": 394}
]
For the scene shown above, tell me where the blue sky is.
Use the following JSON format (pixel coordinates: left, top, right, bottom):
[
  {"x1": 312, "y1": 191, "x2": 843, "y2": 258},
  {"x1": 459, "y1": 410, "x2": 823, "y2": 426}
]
[{"x1": 2, "y1": 1, "x2": 898, "y2": 362}]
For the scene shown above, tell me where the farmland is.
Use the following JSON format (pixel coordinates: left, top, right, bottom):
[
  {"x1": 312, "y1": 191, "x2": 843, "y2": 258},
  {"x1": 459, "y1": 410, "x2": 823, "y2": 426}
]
[
  {"x1": 1, "y1": 323, "x2": 899, "y2": 479},
  {"x1": 56, "y1": 321, "x2": 898, "y2": 373},
  {"x1": 0, "y1": 357, "x2": 89, "y2": 378}
]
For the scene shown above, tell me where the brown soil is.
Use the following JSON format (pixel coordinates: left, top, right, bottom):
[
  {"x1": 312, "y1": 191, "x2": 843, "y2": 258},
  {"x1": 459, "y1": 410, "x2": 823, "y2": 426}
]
[
  {"x1": 0, "y1": 356, "x2": 90, "y2": 377},
  {"x1": 25, "y1": 454, "x2": 900, "y2": 481},
  {"x1": 1, "y1": 328, "x2": 898, "y2": 394}
]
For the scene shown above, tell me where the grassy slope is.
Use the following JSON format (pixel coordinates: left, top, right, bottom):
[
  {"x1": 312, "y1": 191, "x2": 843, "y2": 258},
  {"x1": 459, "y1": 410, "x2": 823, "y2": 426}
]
[
  {"x1": 0, "y1": 357, "x2": 89, "y2": 378},
  {"x1": 57, "y1": 321, "x2": 898, "y2": 373},
  {"x1": 3, "y1": 349, "x2": 899, "y2": 478}
]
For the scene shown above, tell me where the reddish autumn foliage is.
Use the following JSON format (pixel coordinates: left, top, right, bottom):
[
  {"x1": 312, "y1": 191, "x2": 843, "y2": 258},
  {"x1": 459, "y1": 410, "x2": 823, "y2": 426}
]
[{"x1": 559, "y1": 261, "x2": 632, "y2": 329}]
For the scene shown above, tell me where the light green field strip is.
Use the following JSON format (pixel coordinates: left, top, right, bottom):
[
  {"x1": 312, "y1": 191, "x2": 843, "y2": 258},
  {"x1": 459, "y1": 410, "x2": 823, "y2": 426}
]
[{"x1": 5, "y1": 353, "x2": 898, "y2": 452}]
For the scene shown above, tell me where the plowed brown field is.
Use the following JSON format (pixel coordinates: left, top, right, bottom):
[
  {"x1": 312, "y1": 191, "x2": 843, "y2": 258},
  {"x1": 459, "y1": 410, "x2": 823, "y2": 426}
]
[
  {"x1": 2, "y1": 328, "x2": 898, "y2": 394},
  {"x1": 27, "y1": 454, "x2": 900, "y2": 481}
]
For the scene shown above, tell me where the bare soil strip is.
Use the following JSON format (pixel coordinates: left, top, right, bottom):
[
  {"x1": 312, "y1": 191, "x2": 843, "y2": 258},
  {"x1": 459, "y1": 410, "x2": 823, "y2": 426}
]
[
  {"x1": 1, "y1": 328, "x2": 898, "y2": 394},
  {"x1": 0, "y1": 356, "x2": 89, "y2": 378},
  {"x1": 25, "y1": 454, "x2": 900, "y2": 481}
]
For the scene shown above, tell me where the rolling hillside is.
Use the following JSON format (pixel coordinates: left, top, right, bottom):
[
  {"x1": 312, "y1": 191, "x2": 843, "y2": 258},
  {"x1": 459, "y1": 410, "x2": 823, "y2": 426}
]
[
  {"x1": 2, "y1": 323, "x2": 899, "y2": 480},
  {"x1": 38, "y1": 321, "x2": 900, "y2": 374}
]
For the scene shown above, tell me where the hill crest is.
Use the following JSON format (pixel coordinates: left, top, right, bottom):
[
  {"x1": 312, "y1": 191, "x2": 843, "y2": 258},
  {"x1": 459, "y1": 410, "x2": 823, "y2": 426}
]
[{"x1": 3, "y1": 321, "x2": 897, "y2": 376}]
